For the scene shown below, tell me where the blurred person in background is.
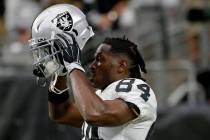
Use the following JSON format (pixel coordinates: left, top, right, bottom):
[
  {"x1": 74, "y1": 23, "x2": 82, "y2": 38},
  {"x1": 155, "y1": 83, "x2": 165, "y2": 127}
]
[
  {"x1": 29, "y1": 4, "x2": 157, "y2": 140},
  {"x1": 42, "y1": 0, "x2": 84, "y2": 9},
  {"x1": 85, "y1": 0, "x2": 137, "y2": 31},
  {"x1": 40, "y1": 0, "x2": 137, "y2": 32},
  {"x1": 1, "y1": 1, "x2": 41, "y2": 66},
  {"x1": 185, "y1": 0, "x2": 210, "y2": 103},
  {"x1": 0, "y1": 0, "x2": 5, "y2": 38}
]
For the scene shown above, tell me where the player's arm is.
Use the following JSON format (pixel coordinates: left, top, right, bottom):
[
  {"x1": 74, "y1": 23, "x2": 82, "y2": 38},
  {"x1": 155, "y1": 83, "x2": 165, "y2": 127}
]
[
  {"x1": 69, "y1": 70, "x2": 138, "y2": 126},
  {"x1": 48, "y1": 74, "x2": 84, "y2": 127}
]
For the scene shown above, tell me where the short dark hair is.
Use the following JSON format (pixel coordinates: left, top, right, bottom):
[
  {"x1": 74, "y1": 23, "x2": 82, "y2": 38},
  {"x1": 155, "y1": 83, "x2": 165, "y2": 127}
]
[{"x1": 102, "y1": 37, "x2": 147, "y2": 80}]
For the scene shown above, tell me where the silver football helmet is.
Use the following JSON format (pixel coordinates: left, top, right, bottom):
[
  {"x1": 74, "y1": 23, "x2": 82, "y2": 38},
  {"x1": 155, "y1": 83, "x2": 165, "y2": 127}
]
[{"x1": 28, "y1": 4, "x2": 94, "y2": 78}]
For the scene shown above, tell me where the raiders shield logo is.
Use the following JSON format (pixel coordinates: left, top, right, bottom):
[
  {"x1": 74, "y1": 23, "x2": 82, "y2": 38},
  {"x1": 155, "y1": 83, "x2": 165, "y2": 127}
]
[{"x1": 52, "y1": 11, "x2": 73, "y2": 31}]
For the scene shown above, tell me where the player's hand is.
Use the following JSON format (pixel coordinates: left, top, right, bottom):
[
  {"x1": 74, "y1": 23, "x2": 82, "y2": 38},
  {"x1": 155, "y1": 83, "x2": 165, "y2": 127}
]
[
  {"x1": 54, "y1": 47, "x2": 68, "y2": 76},
  {"x1": 54, "y1": 32, "x2": 85, "y2": 74}
]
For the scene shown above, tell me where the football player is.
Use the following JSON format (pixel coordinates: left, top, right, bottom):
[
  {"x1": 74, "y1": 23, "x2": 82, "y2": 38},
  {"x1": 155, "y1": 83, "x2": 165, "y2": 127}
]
[{"x1": 29, "y1": 4, "x2": 157, "y2": 140}]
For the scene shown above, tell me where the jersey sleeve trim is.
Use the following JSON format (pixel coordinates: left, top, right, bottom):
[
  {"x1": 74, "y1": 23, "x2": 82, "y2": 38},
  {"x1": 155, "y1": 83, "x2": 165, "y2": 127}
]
[{"x1": 126, "y1": 101, "x2": 140, "y2": 117}]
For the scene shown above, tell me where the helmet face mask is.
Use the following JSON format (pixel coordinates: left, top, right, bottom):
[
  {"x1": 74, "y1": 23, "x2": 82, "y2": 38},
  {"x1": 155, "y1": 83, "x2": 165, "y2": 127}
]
[
  {"x1": 28, "y1": 37, "x2": 62, "y2": 78},
  {"x1": 28, "y1": 4, "x2": 94, "y2": 78}
]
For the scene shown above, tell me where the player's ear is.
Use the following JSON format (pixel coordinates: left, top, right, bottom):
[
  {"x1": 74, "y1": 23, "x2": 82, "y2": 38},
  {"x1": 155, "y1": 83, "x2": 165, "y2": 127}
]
[{"x1": 118, "y1": 60, "x2": 128, "y2": 73}]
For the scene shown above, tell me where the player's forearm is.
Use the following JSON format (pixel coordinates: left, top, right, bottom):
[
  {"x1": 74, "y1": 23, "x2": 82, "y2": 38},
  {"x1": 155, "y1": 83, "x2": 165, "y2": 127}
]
[
  {"x1": 48, "y1": 76, "x2": 79, "y2": 124},
  {"x1": 48, "y1": 101, "x2": 83, "y2": 127},
  {"x1": 69, "y1": 70, "x2": 107, "y2": 121},
  {"x1": 48, "y1": 101, "x2": 70, "y2": 121},
  {"x1": 48, "y1": 75, "x2": 69, "y2": 119}
]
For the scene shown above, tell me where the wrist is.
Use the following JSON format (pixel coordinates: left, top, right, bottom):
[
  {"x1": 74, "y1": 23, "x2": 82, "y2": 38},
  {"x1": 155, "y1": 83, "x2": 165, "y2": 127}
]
[{"x1": 66, "y1": 62, "x2": 85, "y2": 74}]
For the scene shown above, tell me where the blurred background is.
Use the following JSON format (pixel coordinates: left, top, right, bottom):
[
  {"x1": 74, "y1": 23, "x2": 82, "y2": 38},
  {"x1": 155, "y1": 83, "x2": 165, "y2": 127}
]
[{"x1": 0, "y1": 0, "x2": 209, "y2": 140}]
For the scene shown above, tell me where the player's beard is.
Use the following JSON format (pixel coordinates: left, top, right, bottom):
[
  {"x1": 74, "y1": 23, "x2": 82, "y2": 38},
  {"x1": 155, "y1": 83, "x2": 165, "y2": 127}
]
[{"x1": 88, "y1": 71, "x2": 98, "y2": 88}]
